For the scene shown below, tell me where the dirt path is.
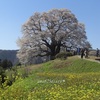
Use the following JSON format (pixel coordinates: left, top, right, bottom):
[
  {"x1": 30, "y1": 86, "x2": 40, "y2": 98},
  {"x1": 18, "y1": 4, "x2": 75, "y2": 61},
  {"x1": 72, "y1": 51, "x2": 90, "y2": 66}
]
[{"x1": 77, "y1": 56, "x2": 100, "y2": 63}]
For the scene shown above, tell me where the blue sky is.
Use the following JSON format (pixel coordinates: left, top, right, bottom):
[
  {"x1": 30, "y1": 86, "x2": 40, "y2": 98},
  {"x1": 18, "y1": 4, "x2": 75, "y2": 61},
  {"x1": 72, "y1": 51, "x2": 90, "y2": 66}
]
[{"x1": 0, "y1": 0, "x2": 100, "y2": 50}]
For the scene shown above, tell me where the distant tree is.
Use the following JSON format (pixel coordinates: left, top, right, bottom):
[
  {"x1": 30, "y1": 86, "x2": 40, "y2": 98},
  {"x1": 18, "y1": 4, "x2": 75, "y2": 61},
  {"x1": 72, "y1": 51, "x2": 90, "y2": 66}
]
[
  {"x1": 7, "y1": 60, "x2": 13, "y2": 69},
  {"x1": 0, "y1": 66, "x2": 6, "y2": 85},
  {"x1": 0, "y1": 59, "x2": 1, "y2": 66},
  {"x1": 17, "y1": 9, "x2": 91, "y2": 64},
  {"x1": 1, "y1": 59, "x2": 13, "y2": 69},
  {"x1": 1, "y1": 59, "x2": 8, "y2": 69}
]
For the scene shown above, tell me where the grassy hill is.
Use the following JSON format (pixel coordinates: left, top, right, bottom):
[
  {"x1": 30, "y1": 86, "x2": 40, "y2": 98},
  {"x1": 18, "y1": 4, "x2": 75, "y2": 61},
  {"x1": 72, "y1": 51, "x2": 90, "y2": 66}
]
[{"x1": 0, "y1": 56, "x2": 100, "y2": 100}]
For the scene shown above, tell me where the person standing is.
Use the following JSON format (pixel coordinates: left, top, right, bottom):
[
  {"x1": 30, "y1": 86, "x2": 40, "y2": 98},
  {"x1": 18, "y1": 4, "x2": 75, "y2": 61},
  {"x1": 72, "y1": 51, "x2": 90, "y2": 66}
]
[
  {"x1": 81, "y1": 48, "x2": 84, "y2": 59},
  {"x1": 96, "y1": 48, "x2": 99, "y2": 57},
  {"x1": 77, "y1": 48, "x2": 81, "y2": 55},
  {"x1": 84, "y1": 48, "x2": 89, "y2": 58}
]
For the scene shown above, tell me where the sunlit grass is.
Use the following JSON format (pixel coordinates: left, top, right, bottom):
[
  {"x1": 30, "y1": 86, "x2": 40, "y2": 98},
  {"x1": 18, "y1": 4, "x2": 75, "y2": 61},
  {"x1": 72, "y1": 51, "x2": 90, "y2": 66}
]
[{"x1": 0, "y1": 56, "x2": 100, "y2": 100}]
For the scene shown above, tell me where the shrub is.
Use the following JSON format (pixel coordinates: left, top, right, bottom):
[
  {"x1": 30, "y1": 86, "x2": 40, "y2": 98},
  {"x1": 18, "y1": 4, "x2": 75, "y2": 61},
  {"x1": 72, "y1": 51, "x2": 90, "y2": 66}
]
[
  {"x1": 3, "y1": 67, "x2": 18, "y2": 87},
  {"x1": 55, "y1": 52, "x2": 67, "y2": 60},
  {"x1": 66, "y1": 52, "x2": 73, "y2": 56}
]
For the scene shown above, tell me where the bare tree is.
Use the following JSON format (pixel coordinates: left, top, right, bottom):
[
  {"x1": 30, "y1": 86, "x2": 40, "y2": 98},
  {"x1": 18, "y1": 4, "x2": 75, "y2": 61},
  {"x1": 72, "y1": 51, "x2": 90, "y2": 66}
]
[{"x1": 17, "y1": 9, "x2": 91, "y2": 64}]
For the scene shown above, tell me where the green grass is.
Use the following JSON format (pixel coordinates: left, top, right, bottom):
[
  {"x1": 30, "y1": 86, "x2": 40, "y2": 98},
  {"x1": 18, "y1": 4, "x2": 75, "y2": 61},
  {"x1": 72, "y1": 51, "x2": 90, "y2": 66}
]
[
  {"x1": 35, "y1": 56, "x2": 100, "y2": 73},
  {"x1": 0, "y1": 56, "x2": 100, "y2": 100}
]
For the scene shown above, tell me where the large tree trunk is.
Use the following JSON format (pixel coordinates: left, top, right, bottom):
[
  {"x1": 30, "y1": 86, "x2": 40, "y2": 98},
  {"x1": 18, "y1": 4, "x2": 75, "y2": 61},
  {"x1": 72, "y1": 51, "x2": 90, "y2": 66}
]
[
  {"x1": 49, "y1": 44, "x2": 56, "y2": 60},
  {"x1": 50, "y1": 55, "x2": 55, "y2": 60},
  {"x1": 49, "y1": 43, "x2": 61, "y2": 60},
  {"x1": 50, "y1": 50, "x2": 56, "y2": 60},
  {"x1": 55, "y1": 44, "x2": 61, "y2": 54}
]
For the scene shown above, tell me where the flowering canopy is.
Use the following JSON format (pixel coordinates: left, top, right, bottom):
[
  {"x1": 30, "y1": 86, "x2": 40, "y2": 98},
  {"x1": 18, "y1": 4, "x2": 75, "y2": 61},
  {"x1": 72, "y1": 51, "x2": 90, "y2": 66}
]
[{"x1": 17, "y1": 9, "x2": 91, "y2": 64}]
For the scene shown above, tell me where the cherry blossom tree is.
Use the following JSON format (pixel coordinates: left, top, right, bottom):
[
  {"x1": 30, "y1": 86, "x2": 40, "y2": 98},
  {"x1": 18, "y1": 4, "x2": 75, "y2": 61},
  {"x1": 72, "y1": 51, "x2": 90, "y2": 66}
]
[{"x1": 17, "y1": 9, "x2": 91, "y2": 64}]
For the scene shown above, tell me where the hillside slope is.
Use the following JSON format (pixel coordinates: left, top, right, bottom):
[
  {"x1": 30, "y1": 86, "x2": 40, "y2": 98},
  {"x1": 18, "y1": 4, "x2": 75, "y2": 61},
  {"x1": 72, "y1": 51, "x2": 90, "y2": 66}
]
[
  {"x1": 0, "y1": 56, "x2": 100, "y2": 100},
  {"x1": 0, "y1": 49, "x2": 18, "y2": 65}
]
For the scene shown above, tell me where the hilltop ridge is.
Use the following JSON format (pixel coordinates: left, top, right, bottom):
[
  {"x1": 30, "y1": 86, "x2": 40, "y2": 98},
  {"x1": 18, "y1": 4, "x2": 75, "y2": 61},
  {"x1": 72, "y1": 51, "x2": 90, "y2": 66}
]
[{"x1": 0, "y1": 49, "x2": 18, "y2": 65}]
